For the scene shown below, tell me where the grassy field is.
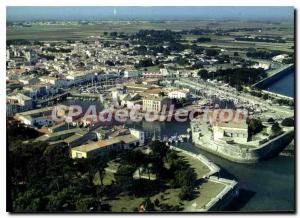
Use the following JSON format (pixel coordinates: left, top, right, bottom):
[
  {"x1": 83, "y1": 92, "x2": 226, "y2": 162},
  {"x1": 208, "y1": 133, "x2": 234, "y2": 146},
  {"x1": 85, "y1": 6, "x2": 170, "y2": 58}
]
[
  {"x1": 105, "y1": 179, "x2": 225, "y2": 212},
  {"x1": 184, "y1": 180, "x2": 226, "y2": 211},
  {"x1": 100, "y1": 150, "x2": 226, "y2": 212},
  {"x1": 183, "y1": 31, "x2": 294, "y2": 53},
  {"x1": 177, "y1": 152, "x2": 210, "y2": 178},
  {"x1": 106, "y1": 182, "x2": 225, "y2": 212},
  {"x1": 7, "y1": 20, "x2": 294, "y2": 43}
]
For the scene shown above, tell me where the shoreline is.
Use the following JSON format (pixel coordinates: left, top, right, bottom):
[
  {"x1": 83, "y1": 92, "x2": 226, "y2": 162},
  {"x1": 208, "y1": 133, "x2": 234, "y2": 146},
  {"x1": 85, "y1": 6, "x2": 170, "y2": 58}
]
[
  {"x1": 169, "y1": 145, "x2": 239, "y2": 212},
  {"x1": 192, "y1": 129, "x2": 294, "y2": 164}
]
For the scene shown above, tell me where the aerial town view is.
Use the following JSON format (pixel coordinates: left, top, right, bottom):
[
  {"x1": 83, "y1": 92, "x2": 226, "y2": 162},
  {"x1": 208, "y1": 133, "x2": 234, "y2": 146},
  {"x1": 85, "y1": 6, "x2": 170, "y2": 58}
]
[{"x1": 6, "y1": 6, "x2": 295, "y2": 213}]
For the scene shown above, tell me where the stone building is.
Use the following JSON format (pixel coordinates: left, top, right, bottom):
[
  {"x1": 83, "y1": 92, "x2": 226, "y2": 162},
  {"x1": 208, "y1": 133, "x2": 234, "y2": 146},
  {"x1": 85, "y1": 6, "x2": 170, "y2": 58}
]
[
  {"x1": 142, "y1": 96, "x2": 172, "y2": 112},
  {"x1": 212, "y1": 121, "x2": 249, "y2": 143}
]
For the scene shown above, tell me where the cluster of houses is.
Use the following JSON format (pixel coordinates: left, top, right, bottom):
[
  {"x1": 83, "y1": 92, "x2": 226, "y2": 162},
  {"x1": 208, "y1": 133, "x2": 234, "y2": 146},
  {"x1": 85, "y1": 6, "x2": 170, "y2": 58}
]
[
  {"x1": 14, "y1": 105, "x2": 145, "y2": 159},
  {"x1": 6, "y1": 31, "x2": 292, "y2": 161},
  {"x1": 111, "y1": 80, "x2": 191, "y2": 112}
]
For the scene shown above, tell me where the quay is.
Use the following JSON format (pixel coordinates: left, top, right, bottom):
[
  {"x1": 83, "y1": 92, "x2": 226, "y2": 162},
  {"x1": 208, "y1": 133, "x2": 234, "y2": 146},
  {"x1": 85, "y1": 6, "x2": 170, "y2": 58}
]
[{"x1": 253, "y1": 64, "x2": 294, "y2": 91}]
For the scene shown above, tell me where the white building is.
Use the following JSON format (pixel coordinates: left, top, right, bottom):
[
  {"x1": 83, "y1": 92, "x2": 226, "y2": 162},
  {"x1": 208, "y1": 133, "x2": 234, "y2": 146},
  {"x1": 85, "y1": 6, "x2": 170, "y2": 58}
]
[
  {"x1": 66, "y1": 71, "x2": 95, "y2": 86},
  {"x1": 19, "y1": 76, "x2": 39, "y2": 85},
  {"x1": 15, "y1": 107, "x2": 55, "y2": 126},
  {"x1": 213, "y1": 121, "x2": 249, "y2": 143},
  {"x1": 129, "y1": 128, "x2": 145, "y2": 146},
  {"x1": 272, "y1": 54, "x2": 289, "y2": 63},
  {"x1": 168, "y1": 89, "x2": 190, "y2": 99},
  {"x1": 143, "y1": 96, "x2": 172, "y2": 112},
  {"x1": 160, "y1": 68, "x2": 169, "y2": 76},
  {"x1": 39, "y1": 76, "x2": 68, "y2": 88},
  {"x1": 251, "y1": 62, "x2": 271, "y2": 70},
  {"x1": 71, "y1": 128, "x2": 145, "y2": 158},
  {"x1": 6, "y1": 93, "x2": 33, "y2": 116}
]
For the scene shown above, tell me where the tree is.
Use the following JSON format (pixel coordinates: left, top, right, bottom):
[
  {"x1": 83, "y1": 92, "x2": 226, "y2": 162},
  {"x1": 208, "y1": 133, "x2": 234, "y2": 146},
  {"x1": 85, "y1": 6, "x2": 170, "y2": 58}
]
[
  {"x1": 109, "y1": 32, "x2": 118, "y2": 37},
  {"x1": 134, "y1": 45, "x2": 148, "y2": 55},
  {"x1": 115, "y1": 165, "x2": 135, "y2": 193},
  {"x1": 271, "y1": 122, "x2": 282, "y2": 135},
  {"x1": 176, "y1": 57, "x2": 189, "y2": 66},
  {"x1": 175, "y1": 168, "x2": 197, "y2": 200},
  {"x1": 90, "y1": 156, "x2": 107, "y2": 187},
  {"x1": 248, "y1": 118, "x2": 264, "y2": 135},
  {"x1": 75, "y1": 197, "x2": 100, "y2": 212},
  {"x1": 134, "y1": 58, "x2": 154, "y2": 68},
  {"x1": 191, "y1": 45, "x2": 204, "y2": 55},
  {"x1": 196, "y1": 37, "x2": 211, "y2": 43},
  {"x1": 47, "y1": 186, "x2": 78, "y2": 211},
  {"x1": 175, "y1": 168, "x2": 197, "y2": 188},
  {"x1": 198, "y1": 69, "x2": 209, "y2": 79},
  {"x1": 179, "y1": 185, "x2": 193, "y2": 201},
  {"x1": 13, "y1": 188, "x2": 47, "y2": 212},
  {"x1": 281, "y1": 117, "x2": 294, "y2": 127},
  {"x1": 205, "y1": 48, "x2": 220, "y2": 57},
  {"x1": 150, "y1": 140, "x2": 169, "y2": 160},
  {"x1": 8, "y1": 119, "x2": 111, "y2": 212},
  {"x1": 236, "y1": 84, "x2": 243, "y2": 92},
  {"x1": 105, "y1": 60, "x2": 115, "y2": 66},
  {"x1": 139, "y1": 198, "x2": 155, "y2": 212},
  {"x1": 132, "y1": 150, "x2": 147, "y2": 179},
  {"x1": 263, "y1": 94, "x2": 269, "y2": 100}
]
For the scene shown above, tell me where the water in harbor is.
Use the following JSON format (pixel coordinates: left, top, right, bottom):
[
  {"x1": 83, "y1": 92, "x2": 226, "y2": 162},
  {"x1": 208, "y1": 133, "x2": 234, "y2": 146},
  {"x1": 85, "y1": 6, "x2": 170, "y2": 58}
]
[
  {"x1": 126, "y1": 120, "x2": 295, "y2": 212},
  {"x1": 179, "y1": 143, "x2": 295, "y2": 212},
  {"x1": 264, "y1": 70, "x2": 295, "y2": 98},
  {"x1": 65, "y1": 98, "x2": 295, "y2": 212}
]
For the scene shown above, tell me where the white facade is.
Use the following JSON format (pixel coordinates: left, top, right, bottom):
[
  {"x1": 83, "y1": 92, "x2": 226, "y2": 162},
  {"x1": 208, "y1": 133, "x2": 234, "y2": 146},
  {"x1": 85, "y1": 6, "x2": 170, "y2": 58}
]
[
  {"x1": 168, "y1": 89, "x2": 190, "y2": 99},
  {"x1": 6, "y1": 94, "x2": 33, "y2": 116},
  {"x1": 129, "y1": 129, "x2": 145, "y2": 146},
  {"x1": 212, "y1": 124, "x2": 248, "y2": 143},
  {"x1": 39, "y1": 76, "x2": 68, "y2": 88},
  {"x1": 272, "y1": 54, "x2": 289, "y2": 63},
  {"x1": 251, "y1": 62, "x2": 271, "y2": 70},
  {"x1": 66, "y1": 71, "x2": 94, "y2": 86},
  {"x1": 143, "y1": 97, "x2": 172, "y2": 112},
  {"x1": 160, "y1": 68, "x2": 169, "y2": 76}
]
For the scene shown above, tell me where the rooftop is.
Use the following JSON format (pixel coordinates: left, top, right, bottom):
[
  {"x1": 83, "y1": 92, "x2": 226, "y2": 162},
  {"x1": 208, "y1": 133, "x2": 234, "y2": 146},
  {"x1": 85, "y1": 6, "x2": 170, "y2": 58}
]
[
  {"x1": 72, "y1": 133, "x2": 139, "y2": 153},
  {"x1": 72, "y1": 137, "x2": 121, "y2": 153}
]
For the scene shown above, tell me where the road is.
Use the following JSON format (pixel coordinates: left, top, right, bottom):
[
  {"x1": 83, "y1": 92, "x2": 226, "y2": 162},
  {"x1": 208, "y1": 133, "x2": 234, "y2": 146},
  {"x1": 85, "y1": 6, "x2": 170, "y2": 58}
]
[{"x1": 175, "y1": 78, "x2": 293, "y2": 117}]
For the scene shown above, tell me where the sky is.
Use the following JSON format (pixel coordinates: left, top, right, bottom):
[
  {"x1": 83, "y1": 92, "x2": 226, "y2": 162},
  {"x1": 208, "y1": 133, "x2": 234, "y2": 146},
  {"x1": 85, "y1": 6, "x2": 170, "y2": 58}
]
[{"x1": 6, "y1": 6, "x2": 294, "y2": 22}]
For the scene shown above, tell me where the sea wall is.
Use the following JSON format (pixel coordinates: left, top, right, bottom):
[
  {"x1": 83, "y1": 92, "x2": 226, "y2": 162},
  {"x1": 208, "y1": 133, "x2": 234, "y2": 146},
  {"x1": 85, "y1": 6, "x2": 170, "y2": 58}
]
[
  {"x1": 193, "y1": 130, "x2": 294, "y2": 163},
  {"x1": 202, "y1": 177, "x2": 239, "y2": 212},
  {"x1": 169, "y1": 146, "x2": 239, "y2": 212},
  {"x1": 254, "y1": 64, "x2": 294, "y2": 89}
]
